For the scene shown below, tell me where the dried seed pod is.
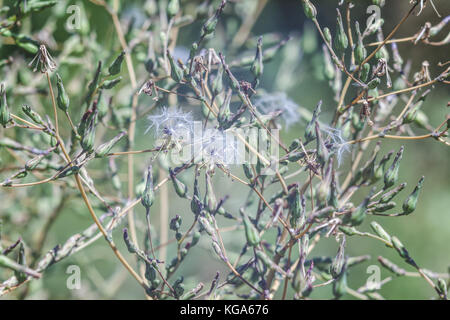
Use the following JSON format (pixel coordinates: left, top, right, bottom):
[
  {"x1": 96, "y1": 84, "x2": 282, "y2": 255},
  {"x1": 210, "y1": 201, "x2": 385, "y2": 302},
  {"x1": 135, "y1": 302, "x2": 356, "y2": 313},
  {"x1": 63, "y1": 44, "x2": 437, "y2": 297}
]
[{"x1": 377, "y1": 256, "x2": 406, "y2": 276}]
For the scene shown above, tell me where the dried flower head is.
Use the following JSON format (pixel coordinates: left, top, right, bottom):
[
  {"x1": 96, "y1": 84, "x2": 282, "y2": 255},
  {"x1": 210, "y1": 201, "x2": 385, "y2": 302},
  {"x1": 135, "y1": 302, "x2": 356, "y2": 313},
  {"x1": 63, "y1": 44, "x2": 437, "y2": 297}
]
[
  {"x1": 191, "y1": 128, "x2": 238, "y2": 168},
  {"x1": 253, "y1": 92, "x2": 301, "y2": 129},
  {"x1": 28, "y1": 44, "x2": 57, "y2": 73},
  {"x1": 321, "y1": 125, "x2": 351, "y2": 166},
  {"x1": 146, "y1": 107, "x2": 194, "y2": 144}
]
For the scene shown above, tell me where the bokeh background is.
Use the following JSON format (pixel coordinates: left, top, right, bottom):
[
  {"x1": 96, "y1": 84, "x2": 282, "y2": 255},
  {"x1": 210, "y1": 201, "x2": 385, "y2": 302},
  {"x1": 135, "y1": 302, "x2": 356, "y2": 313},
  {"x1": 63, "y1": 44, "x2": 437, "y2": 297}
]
[{"x1": 0, "y1": 0, "x2": 449, "y2": 299}]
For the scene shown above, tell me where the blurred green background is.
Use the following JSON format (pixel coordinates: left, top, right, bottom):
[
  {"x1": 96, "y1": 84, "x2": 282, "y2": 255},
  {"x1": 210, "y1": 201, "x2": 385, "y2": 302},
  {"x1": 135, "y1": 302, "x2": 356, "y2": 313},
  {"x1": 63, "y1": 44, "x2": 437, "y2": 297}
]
[{"x1": 0, "y1": 0, "x2": 449, "y2": 299}]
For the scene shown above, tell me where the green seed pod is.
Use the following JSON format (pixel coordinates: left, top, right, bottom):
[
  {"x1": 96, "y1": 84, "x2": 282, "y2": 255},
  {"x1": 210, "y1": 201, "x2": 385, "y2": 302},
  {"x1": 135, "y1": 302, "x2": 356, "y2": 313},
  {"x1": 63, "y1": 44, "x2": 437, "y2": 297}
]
[
  {"x1": 22, "y1": 105, "x2": 44, "y2": 126},
  {"x1": 15, "y1": 242, "x2": 27, "y2": 283},
  {"x1": 0, "y1": 84, "x2": 11, "y2": 127},
  {"x1": 379, "y1": 182, "x2": 406, "y2": 203},
  {"x1": 384, "y1": 146, "x2": 404, "y2": 189},
  {"x1": 375, "y1": 45, "x2": 389, "y2": 61},
  {"x1": 330, "y1": 237, "x2": 346, "y2": 279},
  {"x1": 240, "y1": 208, "x2": 260, "y2": 247},
  {"x1": 56, "y1": 73, "x2": 69, "y2": 112},
  {"x1": 242, "y1": 163, "x2": 254, "y2": 180},
  {"x1": 204, "y1": 172, "x2": 217, "y2": 214},
  {"x1": 289, "y1": 184, "x2": 305, "y2": 228},
  {"x1": 373, "y1": 201, "x2": 396, "y2": 213},
  {"x1": 360, "y1": 63, "x2": 371, "y2": 82},
  {"x1": 167, "y1": 50, "x2": 184, "y2": 83},
  {"x1": 354, "y1": 21, "x2": 367, "y2": 65},
  {"x1": 402, "y1": 176, "x2": 424, "y2": 214},
  {"x1": 212, "y1": 65, "x2": 224, "y2": 96},
  {"x1": 191, "y1": 170, "x2": 202, "y2": 215},
  {"x1": 200, "y1": 0, "x2": 226, "y2": 38},
  {"x1": 145, "y1": 262, "x2": 157, "y2": 282},
  {"x1": 367, "y1": 77, "x2": 381, "y2": 90},
  {"x1": 374, "y1": 150, "x2": 393, "y2": 182},
  {"x1": 323, "y1": 27, "x2": 332, "y2": 45},
  {"x1": 334, "y1": 9, "x2": 348, "y2": 52},
  {"x1": 328, "y1": 171, "x2": 339, "y2": 208},
  {"x1": 323, "y1": 45, "x2": 335, "y2": 80},
  {"x1": 437, "y1": 279, "x2": 447, "y2": 299},
  {"x1": 170, "y1": 215, "x2": 182, "y2": 232},
  {"x1": 85, "y1": 61, "x2": 102, "y2": 105},
  {"x1": 370, "y1": 221, "x2": 391, "y2": 243},
  {"x1": 169, "y1": 168, "x2": 188, "y2": 198},
  {"x1": 173, "y1": 277, "x2": 185, "y2": 299},
  {"x1": 167, "y1": 0, "x2": 180, "y2": 18},
  {"x1": 339, "y1": 226, "x2": 358, "y2": 236},
  {"x1": 305, "y1": 101, "x2": 322, "y2": 143},
  {"x1": 315, "y1": 121, "x2": 329, "y2": 167},
  {"x1": 372, "y1": 0, "x2": 385, "y2": 6},
  {"x1": 100, "y1": 77, "x2": 122, "y2": 89},
  {"x1": 413, "y1": 110, "x2": 430, "y2": 129},
  {"x1": 362, "y1": 143, "x2": 380, "y2": 183},
  {"x1": 301, "y1": 0, "x2": 317, "y2": 20},
  {"x1": 391, "y1": 236, "x2": 412, "y2": 262},
  {"x1": 25, "y1": 154, "x2": 45, "y2": 171},
  {"x1": 122, "y1": 228, "x2": 137, "y2": 253},
  {"x1": 15, "y1": 34, "x2": 39, "y2": 53},
  {"x1": 199, "y1": 215, "x2": 214, "y2": 236},
  {"x1": 251, "y1": 37, "x2": 264, "y2": 79},
  {"x1": 80, "y1": 120, "x2": 96, "y2": 153},
  {"x1": 141, "y1": 166, "x2": 155, "y2": 210},
  {"x1": 108, "y1": 51, "x2": 125, "y2": 76},
  {"x1": 94, "y1": 131, "x2": 126, "y2": 158},
  {"x1": 349, "y1": 188, "x2": 374, "y2": 226},
  {"x1": 351, "y1": 109, "x2": 365, "y2": 133},
  {"x1": 56, "y1": 165, "x2": 80, "y2": 179},
  {"x1": 218, "y1": 89, "x2": 232, "y2": 126},
  {"x1": 332, "y1": 269, "x2": 347, "y2": 299},
  {"x1": 191, "y1": 231, "x2": 201, "y2": 247}
]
